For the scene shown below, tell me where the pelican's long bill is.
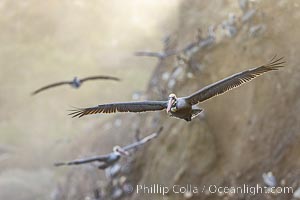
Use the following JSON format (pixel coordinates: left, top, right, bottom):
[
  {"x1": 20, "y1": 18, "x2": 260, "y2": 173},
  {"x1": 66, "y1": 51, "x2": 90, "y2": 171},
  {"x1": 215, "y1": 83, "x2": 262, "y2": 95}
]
[
  {"x1": 167, "y1": 94, "x2": 176, "y2": 113},
  {"x1": 116, "y1": 147, "x2": 129, "y2": 156}
]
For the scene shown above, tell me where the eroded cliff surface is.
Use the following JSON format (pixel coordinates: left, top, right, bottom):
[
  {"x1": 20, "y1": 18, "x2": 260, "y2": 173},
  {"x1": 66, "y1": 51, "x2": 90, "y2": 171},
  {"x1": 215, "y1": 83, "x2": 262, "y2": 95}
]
[{"x1": 57, "y1": 1, "x2": 300, "y2": 199}]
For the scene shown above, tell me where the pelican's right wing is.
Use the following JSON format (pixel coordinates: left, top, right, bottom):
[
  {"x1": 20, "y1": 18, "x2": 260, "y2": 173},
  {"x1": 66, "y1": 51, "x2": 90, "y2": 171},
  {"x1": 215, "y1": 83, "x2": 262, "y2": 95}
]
[
  {"x1": 31, "y1": 81, "x2": 71, "y2": 95},
  {"x1": 69, "y1": 101, "x2": 168, "y2": 118},
  {"x1": 134, "y1": 50, "x2": 177, "y2": 59},
  {"x1": 54, "y1": 154, "x2": 110, "y2": 166},
  {"x1": 123, "y1": 127, "x2": 163, "y2": 151}
]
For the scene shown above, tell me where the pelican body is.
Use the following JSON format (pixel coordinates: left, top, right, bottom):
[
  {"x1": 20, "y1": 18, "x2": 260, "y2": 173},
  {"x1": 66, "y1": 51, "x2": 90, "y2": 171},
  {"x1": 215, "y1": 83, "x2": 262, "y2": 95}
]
[
  {"x1": 71, "y1": 77, "x2": 81, "y2": 88},
  {"x1": 70, "y1": 56, "x2": 285, "y2": 121},
  {"x1": 167, "y1": 94, "x2": 203, "y2": 121}
]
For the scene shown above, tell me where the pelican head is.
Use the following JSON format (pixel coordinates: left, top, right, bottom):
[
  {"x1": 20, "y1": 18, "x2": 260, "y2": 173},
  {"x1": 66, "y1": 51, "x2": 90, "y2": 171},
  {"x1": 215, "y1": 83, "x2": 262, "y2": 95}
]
[
  {"x1": 167, "y1": 93, "x2": 177, "y2": 113},
  {"x1": 113, "y1": 146, "x2": 129, "y2": 156}
]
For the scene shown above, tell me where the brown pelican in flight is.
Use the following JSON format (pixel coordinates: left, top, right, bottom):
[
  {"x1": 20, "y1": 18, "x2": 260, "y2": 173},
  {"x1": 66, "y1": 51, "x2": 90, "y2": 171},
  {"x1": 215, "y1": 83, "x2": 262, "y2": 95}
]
[
  {"x1": 54, "y1": 127, "x2": 162, "y2": 169},
  {"x1": 70, "y1": 56, "x2": 285, "y2": 121},
  {"x1": 32, "y1": 75, "x2": 120, "y2": 95}
]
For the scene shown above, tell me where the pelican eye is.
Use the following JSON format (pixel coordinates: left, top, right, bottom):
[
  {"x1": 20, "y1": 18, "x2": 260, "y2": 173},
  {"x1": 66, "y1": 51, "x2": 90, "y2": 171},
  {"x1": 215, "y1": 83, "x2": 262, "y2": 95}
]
[{"x1": 173, "y1": 99, "x2": 177, "y2": 105}]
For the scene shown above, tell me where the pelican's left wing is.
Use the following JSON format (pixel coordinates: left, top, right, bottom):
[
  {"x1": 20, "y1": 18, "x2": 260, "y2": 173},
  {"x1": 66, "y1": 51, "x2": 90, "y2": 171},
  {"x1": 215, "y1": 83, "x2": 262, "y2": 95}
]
[
  {"x1": 185, "y1": 56, "x2": 285, "y2": 105},
  {"x1": 134, "y1": 51, "x2": 163, "y2": 58},
  {"x1": 70, "y1": 101, "x2": 168, "y2": 118}
]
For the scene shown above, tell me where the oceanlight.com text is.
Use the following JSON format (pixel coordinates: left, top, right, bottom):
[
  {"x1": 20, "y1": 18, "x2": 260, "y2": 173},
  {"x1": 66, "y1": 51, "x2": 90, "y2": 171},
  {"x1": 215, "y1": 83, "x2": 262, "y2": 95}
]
[{"x1": 135, "y1": 184, "x2": 293, "y2": 196}]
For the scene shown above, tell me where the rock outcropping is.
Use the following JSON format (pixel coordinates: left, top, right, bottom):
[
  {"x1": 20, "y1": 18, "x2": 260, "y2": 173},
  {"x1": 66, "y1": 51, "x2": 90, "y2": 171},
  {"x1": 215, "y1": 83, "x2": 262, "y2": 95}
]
[{"x1": 57, "y1": 1, "x2": 300, "y2": 199}]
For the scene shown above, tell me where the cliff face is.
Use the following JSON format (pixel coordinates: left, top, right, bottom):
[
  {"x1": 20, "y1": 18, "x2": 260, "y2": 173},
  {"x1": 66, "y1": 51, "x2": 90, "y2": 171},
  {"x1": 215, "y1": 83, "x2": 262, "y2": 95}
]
[{"x1": 58, "y1": 1, "x2": 300, "y2": 199}]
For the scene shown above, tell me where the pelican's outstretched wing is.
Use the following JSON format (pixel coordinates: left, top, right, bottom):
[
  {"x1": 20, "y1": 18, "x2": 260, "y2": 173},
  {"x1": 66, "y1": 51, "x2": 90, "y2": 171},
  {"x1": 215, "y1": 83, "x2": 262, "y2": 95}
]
[
  {"x1": 123, "y1": 127, "x2": 163, "y2": 151},
  {"x1": 185, "y1": 56, "x2": 285, "y2": 105},
  {"x1": 134, "y1": 50, "x2": 177, "y2": 59},
  {"x1": 54, "y1": 154, "x2": 110, "y2": 166},
  {"x1": 80, "y1": 75, "x2": 120, "y2": 82},
  {"x1": 69, "y1": 101, "x2": 168, "y2": 118},
  {"x1": 32, "y1": 81, "x2": 71, "y2": 95},
  {"x1": 135, "y1": 51, "x2": 163, "y2": 57}
]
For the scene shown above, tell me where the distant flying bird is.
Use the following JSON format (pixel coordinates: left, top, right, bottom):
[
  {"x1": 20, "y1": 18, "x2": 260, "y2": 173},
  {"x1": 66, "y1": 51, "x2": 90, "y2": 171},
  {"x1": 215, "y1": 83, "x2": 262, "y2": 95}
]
[
  {"x1": 54, "y1": 127, "x2": 162, "y2": 169},
  {"x1": 134, "y1": 51, "x2": 177, "y2": 59},
  {"x1": 181, "y1": 26, "x2": 216, "y2": 54},
  {"x1": 32, "y1": 75, "x2": 120, "y2": 95},
  {"x1": 70, "y1": 56, "x2": 285, "y2": 121}
]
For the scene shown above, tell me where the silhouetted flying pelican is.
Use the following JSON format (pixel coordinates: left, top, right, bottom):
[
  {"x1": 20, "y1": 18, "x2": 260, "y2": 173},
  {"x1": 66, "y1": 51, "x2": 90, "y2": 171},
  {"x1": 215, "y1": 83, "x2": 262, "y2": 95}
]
[
  {"x1": 54, "y1": 127, "x2": 162, "y2": 169},
  {"x1": 32, "y1": 75, "x2": 120, "y2": 95}
]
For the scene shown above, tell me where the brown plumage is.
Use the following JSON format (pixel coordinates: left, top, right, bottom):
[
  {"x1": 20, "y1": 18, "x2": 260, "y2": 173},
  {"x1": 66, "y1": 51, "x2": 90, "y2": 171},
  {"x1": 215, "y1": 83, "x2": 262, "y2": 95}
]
[
  {"x1": 70, "y1": 56, "x2": 285, "y2": 121},
  {"x1": 185, "y1": 55, "x2": 285, "y2": 104},
  {"x1": 70, "y1": 101, "x2": 167, "y2": 118}
]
